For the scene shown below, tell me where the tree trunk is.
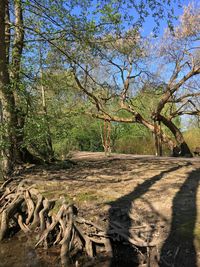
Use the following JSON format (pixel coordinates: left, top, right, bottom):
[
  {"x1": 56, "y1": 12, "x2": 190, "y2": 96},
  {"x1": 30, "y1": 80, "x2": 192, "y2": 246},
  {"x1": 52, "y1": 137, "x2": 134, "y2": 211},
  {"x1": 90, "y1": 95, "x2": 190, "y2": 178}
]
[
  {"x1": 101, "y1": 119, "x2": 111, "y2": 156},
  {"x1": 135, "y1": 113, "x2": 192, "y2": 157},
  {"x1": 0, "y1": 0, "x2": 15, "y2": 175},
  {"x1": 158, "y1": 121, "x2": 162, "y2": 156},
  {"x1": 0, "y1": 0, "x2": 39, "y2": 174},
  {"x1": 39, "y1": 46, "x2": 54, "y2": 162},
  {"x1": 158, "y1": 115, "x2": 192, "y2": 157},
  {"x1": 154, "y1": 120, "x2": 162, "y2": 156},
  {"x1": 10, "y1": 0, "x2": 26, "y2": 163},
  {"x1": 135, "y1": 113, "x2": 173, "y2": 155}
]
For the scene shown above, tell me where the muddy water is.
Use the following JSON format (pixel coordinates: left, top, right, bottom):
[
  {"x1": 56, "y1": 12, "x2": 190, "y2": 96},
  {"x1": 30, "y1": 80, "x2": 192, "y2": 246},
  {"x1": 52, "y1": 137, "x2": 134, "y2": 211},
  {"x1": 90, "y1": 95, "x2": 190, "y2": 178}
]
[
  {"x1": 0, "y1": 233, "x2": 104, "y2": 267},
  {"x1": 0, "y1": 232, "x2": 60, "y2": 267},
  {"x1": 0, "y1": 232, "x2": 139, "y2": 267}
]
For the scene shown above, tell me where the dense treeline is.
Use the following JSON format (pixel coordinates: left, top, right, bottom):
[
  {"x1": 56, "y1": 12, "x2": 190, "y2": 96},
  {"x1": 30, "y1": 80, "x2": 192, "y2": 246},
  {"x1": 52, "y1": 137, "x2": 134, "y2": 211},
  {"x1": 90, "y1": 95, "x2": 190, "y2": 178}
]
[{"x1": 23, "y1": 67, "x2": 198, "y2": 158}]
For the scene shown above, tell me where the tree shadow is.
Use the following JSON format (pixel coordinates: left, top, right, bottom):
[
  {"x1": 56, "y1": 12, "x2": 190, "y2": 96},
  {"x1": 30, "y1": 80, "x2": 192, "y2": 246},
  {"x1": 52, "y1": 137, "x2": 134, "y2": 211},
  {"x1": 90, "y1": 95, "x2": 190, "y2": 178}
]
[
  {"x1": 107, "y1": 162, "x2": 192, "y2": 267},
  {"x1": 159, "y1": 168, "x2": 200, "y2": 267}
]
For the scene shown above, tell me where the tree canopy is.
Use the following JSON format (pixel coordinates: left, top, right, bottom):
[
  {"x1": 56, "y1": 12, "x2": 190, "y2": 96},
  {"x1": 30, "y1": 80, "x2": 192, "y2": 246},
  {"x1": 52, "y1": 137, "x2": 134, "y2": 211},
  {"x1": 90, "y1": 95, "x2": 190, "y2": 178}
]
[{"x1": 0, "y1": 0, "x2": 200, "y2": 176}]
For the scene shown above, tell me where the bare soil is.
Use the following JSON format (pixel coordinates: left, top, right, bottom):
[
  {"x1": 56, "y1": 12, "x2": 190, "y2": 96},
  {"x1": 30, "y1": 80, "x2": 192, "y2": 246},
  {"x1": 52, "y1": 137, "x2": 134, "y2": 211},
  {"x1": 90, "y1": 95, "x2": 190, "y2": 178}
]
[{"x1": 1, "y1": 151, "x2": 200, "y2": 266}]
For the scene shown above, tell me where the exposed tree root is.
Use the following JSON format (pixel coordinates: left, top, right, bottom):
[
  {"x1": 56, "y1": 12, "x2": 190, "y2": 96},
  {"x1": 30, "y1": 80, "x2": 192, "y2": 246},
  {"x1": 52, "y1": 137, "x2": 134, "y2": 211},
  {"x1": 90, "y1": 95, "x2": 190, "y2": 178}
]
[
  {"x1": 0, "y1": 195, "x2": 24, "y2": 240},
  {"x1": 0, "y1": 182, "x2": 159, "y2": 266},
  {"x1": 0, "y1": 178, "x2": 13, "y2": 189}
]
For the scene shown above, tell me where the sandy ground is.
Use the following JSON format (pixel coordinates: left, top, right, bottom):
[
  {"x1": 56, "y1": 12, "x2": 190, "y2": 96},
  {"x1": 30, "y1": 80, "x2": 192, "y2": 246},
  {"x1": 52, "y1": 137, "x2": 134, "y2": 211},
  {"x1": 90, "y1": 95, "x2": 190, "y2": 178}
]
[{"x1": 4, "y1": 152, "x2": 200, "y2": 266}]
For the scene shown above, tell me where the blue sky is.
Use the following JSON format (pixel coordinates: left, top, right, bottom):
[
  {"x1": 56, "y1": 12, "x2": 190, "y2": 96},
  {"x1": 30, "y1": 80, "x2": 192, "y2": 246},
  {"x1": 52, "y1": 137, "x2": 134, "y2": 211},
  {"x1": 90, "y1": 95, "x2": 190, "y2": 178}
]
[
  {"x1": 70, "y1": 0, "x2": 194, "y2": 36},
  {"x1": 141, "y1": 0, "x2": 192, "y2": 36}
]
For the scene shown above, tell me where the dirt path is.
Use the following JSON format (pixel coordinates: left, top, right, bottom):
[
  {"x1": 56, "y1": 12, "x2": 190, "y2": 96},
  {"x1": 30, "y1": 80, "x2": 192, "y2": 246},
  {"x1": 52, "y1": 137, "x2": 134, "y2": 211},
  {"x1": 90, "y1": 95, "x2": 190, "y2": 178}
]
[{"x1": 9, "y1": 152, "x2": 200, "y2": 266}]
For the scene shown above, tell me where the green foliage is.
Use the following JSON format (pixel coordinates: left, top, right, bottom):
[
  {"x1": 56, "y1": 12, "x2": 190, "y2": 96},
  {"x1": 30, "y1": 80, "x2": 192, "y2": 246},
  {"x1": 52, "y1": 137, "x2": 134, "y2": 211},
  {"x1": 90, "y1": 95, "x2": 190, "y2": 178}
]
[
  {"x1": 23, "y1": 114, "x2": 52, "y2": 158},
  {"x1": 0, "y1": 0, "x2": 197, "y2": 176},
  {"x1": 115, "y1": 135, "x2": 154, "y2": 154},
  {"x1": 52, "y1": 115, "x2": 104, "y2": 158},
  {"x1": 22, "y1": 67, "x2": 181, "y2": 158},
  {"x1": 0, "y1": 123, "x2": 10, "y2": 151},
  {"x1": 112, "y1": 123, "x2": 163, "y2": 155},
  {"x1": 76, "y1": 191, "x2": 99, "y2": 202},
  {"x1": 184, "y1": 127, "x2": 200, "y2": 151}
]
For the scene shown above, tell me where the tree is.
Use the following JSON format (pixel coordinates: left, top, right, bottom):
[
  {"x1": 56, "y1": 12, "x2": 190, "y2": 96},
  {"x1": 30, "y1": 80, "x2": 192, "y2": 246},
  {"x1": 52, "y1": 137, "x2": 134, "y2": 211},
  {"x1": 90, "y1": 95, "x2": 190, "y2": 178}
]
[
  {"x1": 27, "y1": 2, "x2": 198, "y2": 157},
  {"x1": 0, "y1": 0, "x2": 27, "y2": 175},
  {"x1": 0, "y1": 0, "x2": 15, "y2": 175},
  {"x1": 70, "y1": 5, "x2": 200, "y2": 156},
  {"x1": 1, "y1": 0, "x2": 58, "y2": 175},
  {"x1": 153, "y1": 5, "x2": 200, "y2": 155}
]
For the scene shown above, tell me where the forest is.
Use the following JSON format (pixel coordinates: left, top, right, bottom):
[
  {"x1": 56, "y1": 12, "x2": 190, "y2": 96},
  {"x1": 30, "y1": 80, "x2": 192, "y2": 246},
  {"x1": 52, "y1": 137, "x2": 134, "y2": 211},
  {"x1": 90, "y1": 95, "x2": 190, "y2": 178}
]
[{"x1": 0, "y1": 0, "x2": 200, "y2": 267}]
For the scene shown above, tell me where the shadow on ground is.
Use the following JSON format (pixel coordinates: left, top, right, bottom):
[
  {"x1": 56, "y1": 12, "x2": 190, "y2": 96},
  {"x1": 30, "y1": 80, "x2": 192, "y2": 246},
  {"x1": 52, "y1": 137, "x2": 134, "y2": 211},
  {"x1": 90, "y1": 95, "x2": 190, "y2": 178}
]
[
  {"x1": 107, "y1": 163, "x2": 200, "y2": 267},
  {"x1": 159, "y1": 168, "x2": 200, "y2": 267}
]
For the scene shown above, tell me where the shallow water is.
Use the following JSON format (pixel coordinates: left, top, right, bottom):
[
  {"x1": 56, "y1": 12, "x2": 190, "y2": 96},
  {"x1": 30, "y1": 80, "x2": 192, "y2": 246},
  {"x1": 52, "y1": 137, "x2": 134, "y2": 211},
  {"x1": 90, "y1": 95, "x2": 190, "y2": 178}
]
[
  {"x1": 0, "y1": 232, "x2": 60, "y2": 267},
  {"x1": 0, "y1": 232, "x2": 140, "y2": 267}
]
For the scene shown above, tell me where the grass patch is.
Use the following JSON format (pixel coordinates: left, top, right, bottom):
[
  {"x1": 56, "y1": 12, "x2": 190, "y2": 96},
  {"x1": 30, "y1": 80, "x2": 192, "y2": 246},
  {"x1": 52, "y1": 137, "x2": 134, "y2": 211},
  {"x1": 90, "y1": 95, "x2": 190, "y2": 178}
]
[
  {"x1": 76, "y1": 191, "x2": 99, "y2": 202},
  {"x1": 42, "y1": 190, "x2": 73, "y2": 202}
]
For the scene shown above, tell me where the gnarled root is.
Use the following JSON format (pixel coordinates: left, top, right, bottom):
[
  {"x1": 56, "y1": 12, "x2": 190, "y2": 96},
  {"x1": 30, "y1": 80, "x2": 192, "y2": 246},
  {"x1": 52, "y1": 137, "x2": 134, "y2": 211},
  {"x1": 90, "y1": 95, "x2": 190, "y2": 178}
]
[
  {"x1": 0, "y1": 196, "x2": 24, "y2": 240},
  {"x1": 0, "y1": 182, "x2": 158, "y2": 266},
  {"x1": 60, "y1": 205, "x2": 73, "y2": 266}
]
